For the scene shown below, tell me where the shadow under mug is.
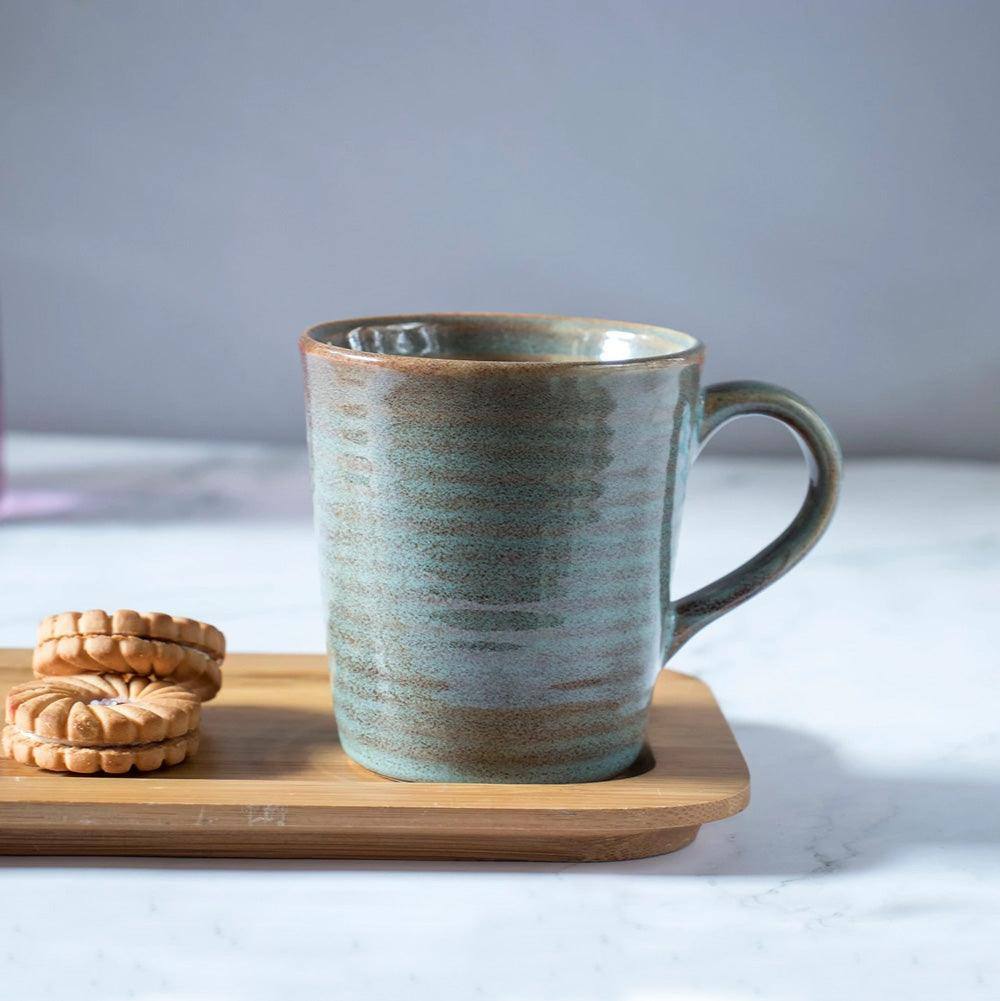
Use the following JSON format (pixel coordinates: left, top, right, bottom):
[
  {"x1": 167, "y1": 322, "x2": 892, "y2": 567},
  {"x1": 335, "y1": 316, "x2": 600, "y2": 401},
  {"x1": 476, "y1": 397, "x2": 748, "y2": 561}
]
[{"x1": 300, "y1": 314, "x2": 841, "y2": 783}]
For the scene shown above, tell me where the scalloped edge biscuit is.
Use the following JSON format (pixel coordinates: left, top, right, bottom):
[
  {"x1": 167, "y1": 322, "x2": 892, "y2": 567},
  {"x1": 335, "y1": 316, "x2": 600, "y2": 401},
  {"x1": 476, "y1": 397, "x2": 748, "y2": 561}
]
[
  {"x1": 6, "y1": 674, "x2": 200, "y2": 746},
  {"x1": 32, "y1": 634, "x2": 223, "y2": 701},
  {"x1": 2, "y1": 723, "x2": 199, "y2": 774},
  {"x1": 36, "y1": 610, "x2": 225, "y2": 659}
]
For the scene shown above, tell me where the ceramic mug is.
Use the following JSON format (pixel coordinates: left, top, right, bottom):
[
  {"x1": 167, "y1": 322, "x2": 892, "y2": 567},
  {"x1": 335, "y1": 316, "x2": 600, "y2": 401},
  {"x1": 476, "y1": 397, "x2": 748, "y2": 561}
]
[{"x1": 301, "y1": 314, "x2": 840, "y2": 783}]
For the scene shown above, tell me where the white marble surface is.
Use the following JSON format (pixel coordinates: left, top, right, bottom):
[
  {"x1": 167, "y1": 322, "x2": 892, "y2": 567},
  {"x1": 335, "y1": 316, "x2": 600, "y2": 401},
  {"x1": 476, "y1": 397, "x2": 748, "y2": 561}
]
[{"x1": 1, "y1": 432, "x2": 998, "y2": 1001}]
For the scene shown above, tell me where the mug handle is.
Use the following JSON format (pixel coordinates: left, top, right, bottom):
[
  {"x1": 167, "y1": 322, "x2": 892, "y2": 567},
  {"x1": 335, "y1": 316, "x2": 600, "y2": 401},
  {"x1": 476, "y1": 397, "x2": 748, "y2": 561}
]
[{"x1": 667, "y1": 380, "x2": 842, "y2": 659}]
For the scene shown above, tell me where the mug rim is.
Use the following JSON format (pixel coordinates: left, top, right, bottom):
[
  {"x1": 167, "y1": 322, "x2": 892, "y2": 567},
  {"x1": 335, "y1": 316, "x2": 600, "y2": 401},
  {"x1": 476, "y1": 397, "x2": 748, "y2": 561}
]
[{"x1": 299, "y1": 312, "x2": 705, "y2": 370}]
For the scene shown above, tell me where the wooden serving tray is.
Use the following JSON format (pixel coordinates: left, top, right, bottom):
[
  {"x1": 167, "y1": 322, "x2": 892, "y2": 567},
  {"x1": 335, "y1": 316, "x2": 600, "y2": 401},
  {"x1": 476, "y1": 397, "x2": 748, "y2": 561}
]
[{"x1": 0, "y1": 648, "x2": 749, "y2": 862}]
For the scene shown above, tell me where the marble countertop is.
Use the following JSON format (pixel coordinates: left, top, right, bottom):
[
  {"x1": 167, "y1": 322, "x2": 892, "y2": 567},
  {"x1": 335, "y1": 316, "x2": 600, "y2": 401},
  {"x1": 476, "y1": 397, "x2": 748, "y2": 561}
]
[{"x1": 1, "y1": 432, "x2": 997, "y2": 1001}]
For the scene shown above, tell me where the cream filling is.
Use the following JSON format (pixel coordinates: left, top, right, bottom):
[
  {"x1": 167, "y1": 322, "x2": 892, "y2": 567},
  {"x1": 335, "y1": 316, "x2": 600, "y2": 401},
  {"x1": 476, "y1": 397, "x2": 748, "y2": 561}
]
[
  {"x1": 11, "y1": 727, "x2": 198, "y2": 751},
  {"x1": 43, "y1": 633, "x2": 221, "y2": 660}
]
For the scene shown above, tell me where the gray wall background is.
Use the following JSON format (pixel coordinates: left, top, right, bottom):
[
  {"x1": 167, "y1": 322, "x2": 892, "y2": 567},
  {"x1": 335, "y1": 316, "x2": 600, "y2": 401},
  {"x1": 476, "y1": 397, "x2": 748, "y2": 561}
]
[{"x1": 1, "y1": 0, "x2": 998, "y2": 457}]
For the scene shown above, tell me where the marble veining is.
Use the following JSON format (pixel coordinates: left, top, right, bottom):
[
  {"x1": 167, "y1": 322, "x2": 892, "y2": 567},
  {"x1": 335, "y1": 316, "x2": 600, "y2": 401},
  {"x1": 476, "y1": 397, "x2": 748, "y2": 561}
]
[{"x1": 0, "y1": 433, "x2": 998, "y2": 1001}]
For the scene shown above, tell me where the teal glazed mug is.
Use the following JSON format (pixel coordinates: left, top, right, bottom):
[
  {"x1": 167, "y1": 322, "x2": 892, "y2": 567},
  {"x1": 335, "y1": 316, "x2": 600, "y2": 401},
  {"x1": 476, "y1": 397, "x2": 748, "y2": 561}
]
[{"x1": 301, "y1": 314, "x2": 841, "y2": 783}]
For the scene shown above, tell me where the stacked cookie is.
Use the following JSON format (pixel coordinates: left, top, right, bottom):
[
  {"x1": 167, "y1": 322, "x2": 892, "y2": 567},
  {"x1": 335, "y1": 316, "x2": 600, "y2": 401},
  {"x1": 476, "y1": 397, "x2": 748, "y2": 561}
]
[{"x1": 1, "y1": 610, "x2": 225, "y2": 774}]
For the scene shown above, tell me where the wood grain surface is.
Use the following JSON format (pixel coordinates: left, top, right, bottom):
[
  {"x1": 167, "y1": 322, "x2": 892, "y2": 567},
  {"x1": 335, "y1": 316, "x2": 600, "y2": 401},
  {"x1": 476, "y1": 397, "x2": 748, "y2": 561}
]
[{"x1": 0, "y1": 649, "x2": 749, "y2": 861}]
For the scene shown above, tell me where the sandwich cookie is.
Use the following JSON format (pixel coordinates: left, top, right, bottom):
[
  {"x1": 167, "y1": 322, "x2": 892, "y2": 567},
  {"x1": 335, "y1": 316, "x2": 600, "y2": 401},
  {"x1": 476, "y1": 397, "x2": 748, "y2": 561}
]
[
  {"x1": 2, "y1": 674, "x2": 201, "y2": 773},
  {"x1": 33, "y1": 609, "x2": 224, "y2": 701}
]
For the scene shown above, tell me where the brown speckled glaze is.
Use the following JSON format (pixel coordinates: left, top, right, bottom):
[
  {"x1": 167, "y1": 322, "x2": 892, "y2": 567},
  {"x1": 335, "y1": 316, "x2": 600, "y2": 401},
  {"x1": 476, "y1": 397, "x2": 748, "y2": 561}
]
[{"x1": 301, "y1": 314, "x2": 841, "y2": 782}]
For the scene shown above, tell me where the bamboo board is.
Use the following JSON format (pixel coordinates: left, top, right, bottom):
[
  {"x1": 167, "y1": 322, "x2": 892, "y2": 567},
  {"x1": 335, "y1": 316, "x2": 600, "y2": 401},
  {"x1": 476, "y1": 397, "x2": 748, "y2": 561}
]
[{"x1": 0, "y1": 648, "x2": 749, "y2": 862}]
